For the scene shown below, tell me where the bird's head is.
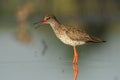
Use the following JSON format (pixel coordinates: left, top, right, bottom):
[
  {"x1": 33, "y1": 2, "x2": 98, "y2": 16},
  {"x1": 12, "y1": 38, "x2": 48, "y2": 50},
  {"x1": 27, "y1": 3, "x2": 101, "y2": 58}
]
[
  {"x1": 34, "y1": 14, "x2": 59, "y2": 29},
  {"x1": 41, "y1": 14, "x2": 56, "y2": 24}
]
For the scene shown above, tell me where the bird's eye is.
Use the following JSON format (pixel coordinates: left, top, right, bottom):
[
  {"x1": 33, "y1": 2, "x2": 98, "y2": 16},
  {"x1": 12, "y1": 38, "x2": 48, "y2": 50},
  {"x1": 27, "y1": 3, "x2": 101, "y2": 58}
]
[{"x1": 46, "y1": 17, "x2": 50, "y2": 20}]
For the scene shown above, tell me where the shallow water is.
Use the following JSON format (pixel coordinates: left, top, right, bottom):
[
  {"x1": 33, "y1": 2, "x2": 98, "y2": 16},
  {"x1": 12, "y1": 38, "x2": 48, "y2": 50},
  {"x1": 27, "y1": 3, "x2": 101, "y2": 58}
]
[{"x1": 0, "y1": 23, "x2": 120, "y2": 80}]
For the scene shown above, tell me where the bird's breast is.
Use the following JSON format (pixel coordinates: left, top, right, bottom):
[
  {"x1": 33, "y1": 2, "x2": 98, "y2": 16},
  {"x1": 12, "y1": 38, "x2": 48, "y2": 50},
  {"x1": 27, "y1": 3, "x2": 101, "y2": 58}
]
[{"x1": 55, "y1": 32, "x2": 85, "y2": 46}]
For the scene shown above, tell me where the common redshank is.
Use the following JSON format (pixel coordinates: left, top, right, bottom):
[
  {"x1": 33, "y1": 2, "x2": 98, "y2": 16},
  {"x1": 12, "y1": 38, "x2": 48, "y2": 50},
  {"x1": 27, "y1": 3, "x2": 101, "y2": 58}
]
[{"x1": 35, "y1": 14, "x2": 105, "y2": 80}]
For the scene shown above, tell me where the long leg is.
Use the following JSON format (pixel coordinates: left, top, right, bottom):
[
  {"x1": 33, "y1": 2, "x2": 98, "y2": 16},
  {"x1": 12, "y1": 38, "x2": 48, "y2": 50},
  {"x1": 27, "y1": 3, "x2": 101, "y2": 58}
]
[
  {"x1": 73, "y1": 46, "x2": 78, "y2": 64},
  {"x1": 73, "y1": 64, "x2": 78, "y2": 80},
  {"x1": 72, "y1": 46, "x2": 79, "y2": 80}
]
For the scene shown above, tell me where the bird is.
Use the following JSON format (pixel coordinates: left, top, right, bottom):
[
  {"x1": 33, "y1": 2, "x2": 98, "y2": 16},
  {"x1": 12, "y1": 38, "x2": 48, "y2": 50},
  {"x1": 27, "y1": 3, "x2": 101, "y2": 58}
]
[{"x1": 34, "y1": 14, "x2": 106, "y2": 80}]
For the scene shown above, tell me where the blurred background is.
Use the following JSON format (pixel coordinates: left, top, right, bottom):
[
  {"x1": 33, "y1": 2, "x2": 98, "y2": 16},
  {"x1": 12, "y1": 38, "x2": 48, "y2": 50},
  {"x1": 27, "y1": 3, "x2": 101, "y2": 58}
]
[{"x1": 0, "y1": 0, "x2": 120, "y2": 80}]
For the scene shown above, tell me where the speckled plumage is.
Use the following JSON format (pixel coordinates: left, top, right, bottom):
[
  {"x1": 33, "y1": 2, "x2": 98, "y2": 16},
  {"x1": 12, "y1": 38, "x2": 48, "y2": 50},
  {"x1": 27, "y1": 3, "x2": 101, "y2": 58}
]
[
  {"x1": 42, "y1": 14, "x2": 105, "y2": 46},
  {"x1": 39, "y1": 14, "x2": 106, "y2": 80}
]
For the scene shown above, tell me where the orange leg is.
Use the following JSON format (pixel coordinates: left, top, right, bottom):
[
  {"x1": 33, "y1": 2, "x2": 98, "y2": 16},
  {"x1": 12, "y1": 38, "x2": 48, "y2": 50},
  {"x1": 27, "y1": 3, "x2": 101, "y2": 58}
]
[
  {"x1": 72, "y1": 46, "x2": 79, "y2": 80},
  {"x1": 73, "y1": 64, "x2": 78, "y2": 80}
]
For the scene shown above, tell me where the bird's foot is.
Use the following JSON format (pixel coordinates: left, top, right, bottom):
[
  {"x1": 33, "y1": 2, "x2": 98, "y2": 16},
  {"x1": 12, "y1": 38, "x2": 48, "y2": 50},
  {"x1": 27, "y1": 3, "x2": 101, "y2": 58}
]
[
  {"x1": 72, "y1": 60, "x2": 78, "y2": 80},
  {"x1": 72, "y1": 55, "x2": 79, "y2": 80}
]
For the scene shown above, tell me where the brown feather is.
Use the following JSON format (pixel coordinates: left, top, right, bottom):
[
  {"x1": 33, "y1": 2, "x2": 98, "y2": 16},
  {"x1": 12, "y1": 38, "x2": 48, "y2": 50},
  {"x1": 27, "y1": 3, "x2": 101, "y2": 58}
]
[
  {"x1": 64, "y1": 25, "x2": 91, "y2": 41},
  {"x1": 64, "y1": 24, "x2": 105, "y2": 43},
  {"x1": 87, "y1": 36, "x2": 106, "y2": 43}
]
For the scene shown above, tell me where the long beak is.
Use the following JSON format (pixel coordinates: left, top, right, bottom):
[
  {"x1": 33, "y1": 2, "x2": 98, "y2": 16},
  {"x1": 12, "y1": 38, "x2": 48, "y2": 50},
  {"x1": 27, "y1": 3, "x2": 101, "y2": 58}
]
[
  {"x1": 33, "y1": 21, "x2": 40, "y2": 25},
  {"x1": 33, "y1": 21, "x2": 41, "y2": 29},
  {"x1": 33, "y1": 20, "x2": 47, "y2": 29}
]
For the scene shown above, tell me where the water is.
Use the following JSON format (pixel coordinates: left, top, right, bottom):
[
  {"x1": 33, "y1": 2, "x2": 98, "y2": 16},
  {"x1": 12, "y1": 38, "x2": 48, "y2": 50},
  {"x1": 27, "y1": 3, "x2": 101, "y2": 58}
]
[{"x1": 0, "y1": 23, "x2": 120, "y2": 80}]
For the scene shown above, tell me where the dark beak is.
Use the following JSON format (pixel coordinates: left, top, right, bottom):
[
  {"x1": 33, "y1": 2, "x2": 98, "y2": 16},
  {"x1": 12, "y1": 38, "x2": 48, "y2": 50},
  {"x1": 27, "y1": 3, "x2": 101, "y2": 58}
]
[
  {"x1": 33, "y1": 21, "x2": 40, "y2": 25},
  {"x1": 33, "y1": 21, "x2": 41, "y2": 29},
  {"x1": 33, "y1": 20, "x2": 47, "y2": 29}
]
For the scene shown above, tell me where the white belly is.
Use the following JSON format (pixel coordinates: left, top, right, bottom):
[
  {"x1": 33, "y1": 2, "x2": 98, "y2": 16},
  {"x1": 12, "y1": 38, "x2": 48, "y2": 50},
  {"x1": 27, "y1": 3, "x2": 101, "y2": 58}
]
[{"x1": 56, "y1": 33, "x2": 85, "y2": 46}]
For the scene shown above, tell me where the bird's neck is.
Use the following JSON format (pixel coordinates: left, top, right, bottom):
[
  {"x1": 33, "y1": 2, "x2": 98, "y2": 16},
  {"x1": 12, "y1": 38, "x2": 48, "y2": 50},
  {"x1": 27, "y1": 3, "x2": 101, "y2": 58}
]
[{"x1": 50, "y1": 20, "x2": 61, "y2": 31}]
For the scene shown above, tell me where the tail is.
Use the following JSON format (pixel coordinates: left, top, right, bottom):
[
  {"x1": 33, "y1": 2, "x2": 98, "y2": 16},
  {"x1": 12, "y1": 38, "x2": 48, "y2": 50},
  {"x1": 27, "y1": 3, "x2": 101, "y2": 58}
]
[{"x1": 87, "y1": 36, "x2": 106, "y2": 43}]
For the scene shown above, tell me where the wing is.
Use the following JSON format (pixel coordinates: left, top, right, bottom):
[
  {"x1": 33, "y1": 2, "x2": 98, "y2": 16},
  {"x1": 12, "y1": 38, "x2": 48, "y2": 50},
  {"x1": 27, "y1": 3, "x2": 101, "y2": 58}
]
[{"x1": 65, "y1": 26, "x2": 92, "y2": 42}]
